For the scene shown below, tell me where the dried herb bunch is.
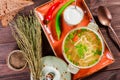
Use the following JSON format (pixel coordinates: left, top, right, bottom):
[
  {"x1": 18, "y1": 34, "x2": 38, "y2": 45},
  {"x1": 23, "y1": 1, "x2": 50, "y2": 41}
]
[{"x1": 10, "y1": 12, "x2": 42, "y2": 80}]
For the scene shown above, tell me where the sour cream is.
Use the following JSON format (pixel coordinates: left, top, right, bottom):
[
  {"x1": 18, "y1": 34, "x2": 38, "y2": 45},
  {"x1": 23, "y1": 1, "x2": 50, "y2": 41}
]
[{"x1": 63, "y1": 5, "x2": 84, "y2": 25}]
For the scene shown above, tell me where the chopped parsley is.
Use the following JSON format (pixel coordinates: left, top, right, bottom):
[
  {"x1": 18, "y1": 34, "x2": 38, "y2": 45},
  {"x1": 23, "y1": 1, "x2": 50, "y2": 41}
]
[{"x1": 75, "y1": 44, "x2": 87, "y2": 58}]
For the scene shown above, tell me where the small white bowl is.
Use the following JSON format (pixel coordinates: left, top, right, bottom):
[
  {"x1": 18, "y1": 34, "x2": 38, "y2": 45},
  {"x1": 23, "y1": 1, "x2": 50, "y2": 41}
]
[{"x1": 63, "y1": 5, "x2": 84, "y2": 25}]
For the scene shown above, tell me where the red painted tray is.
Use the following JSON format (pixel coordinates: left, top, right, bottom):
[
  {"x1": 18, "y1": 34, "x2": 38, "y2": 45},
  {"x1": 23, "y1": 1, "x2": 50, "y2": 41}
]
[{"x1": 35, "y1": 0, "x2": 114, "y2": 79}]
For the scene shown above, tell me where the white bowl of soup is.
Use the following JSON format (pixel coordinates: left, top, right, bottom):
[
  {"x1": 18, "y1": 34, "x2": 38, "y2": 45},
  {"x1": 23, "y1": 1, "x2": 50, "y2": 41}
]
[{"x1": 62, "y1": 23, "x2": 104, "y2": 74}]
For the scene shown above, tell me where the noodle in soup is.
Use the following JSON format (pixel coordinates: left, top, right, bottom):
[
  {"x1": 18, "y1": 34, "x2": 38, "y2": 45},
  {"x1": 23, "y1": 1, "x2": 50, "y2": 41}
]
[{"x1": 63, "y1": 28, "x2": 102, "y2": 67}]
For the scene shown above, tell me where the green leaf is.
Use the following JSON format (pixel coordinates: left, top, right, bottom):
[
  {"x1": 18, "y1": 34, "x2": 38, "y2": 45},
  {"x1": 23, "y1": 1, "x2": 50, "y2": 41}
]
[
  {"x1": 81, "y1": 28, "x2": 87, "y2": 32},
  {"x1": 75, "y1": 44, "x2": 87, "y2": 58},
  {"x1": 65, "y1": 47, "x2": 69, "y2": 53},
  {"x1": 94, "y1": 49, "x2": 102, "y2": 55}
]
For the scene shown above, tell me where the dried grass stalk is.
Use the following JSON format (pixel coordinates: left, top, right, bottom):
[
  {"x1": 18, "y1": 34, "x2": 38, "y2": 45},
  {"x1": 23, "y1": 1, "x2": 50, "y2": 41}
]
[{"x1": 10, "y1": 12, "x2": 42, "y2": 80}]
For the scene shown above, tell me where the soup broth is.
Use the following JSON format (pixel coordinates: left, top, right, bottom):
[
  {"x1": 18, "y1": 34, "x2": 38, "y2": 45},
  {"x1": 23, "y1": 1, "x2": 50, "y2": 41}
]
[{"x1": 63, "y1": 28, "x2": 102, "y2": 67}]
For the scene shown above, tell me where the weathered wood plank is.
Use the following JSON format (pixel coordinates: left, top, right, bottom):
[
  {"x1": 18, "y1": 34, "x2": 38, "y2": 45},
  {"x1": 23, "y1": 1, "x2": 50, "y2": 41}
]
[
  {"x1": 0, "y1": 42, "x2": 18, "y2": 61},
  {"x1": 0, "y1": 65, "x2": 29, "y2": 80},
  {"x1": 0, "y1": 64, "x2": 29, "y2": 76},
  {"x1": 0, "y1": 27, "x2": 15, "y2": 44},
  {"x1": 105, "y1": 58, "x2": 120, "y2": 70},
  {"x1": 82, "y1": 69, "x2": 120, "y2": 80}
]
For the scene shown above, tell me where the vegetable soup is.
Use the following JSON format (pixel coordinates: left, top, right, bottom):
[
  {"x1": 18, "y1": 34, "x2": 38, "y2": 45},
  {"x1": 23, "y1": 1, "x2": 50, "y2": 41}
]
[{"x1": 63, "y1": 28, "x2": 103, "y2": 67}]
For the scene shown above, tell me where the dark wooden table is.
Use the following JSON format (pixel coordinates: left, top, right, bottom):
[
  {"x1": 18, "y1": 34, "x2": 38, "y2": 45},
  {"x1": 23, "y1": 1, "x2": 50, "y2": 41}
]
[{"x1": 0, "y1": 0, "x2": 120, "y2": 80}]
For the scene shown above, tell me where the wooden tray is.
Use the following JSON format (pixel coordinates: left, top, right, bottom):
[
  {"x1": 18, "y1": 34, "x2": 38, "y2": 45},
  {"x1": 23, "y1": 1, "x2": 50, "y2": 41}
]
[{"x1": 34, "y1": 0, "x2": 115, "y2": 79}]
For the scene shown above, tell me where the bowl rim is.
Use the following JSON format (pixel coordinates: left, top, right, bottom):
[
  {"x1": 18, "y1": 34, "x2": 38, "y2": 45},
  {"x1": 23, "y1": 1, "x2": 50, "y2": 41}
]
[
  {"x1": 7, "y1": 50, "x2": 27, "y2": 71},
  {"x1": 62, "y1": 27, "x2": 105, "y2": 69}
]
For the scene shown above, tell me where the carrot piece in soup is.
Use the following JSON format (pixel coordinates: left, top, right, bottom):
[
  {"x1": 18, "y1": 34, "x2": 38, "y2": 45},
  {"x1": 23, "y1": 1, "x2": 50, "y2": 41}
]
[{"x1": 73, "y1": 35, "x2": 79, "y2": 42}]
